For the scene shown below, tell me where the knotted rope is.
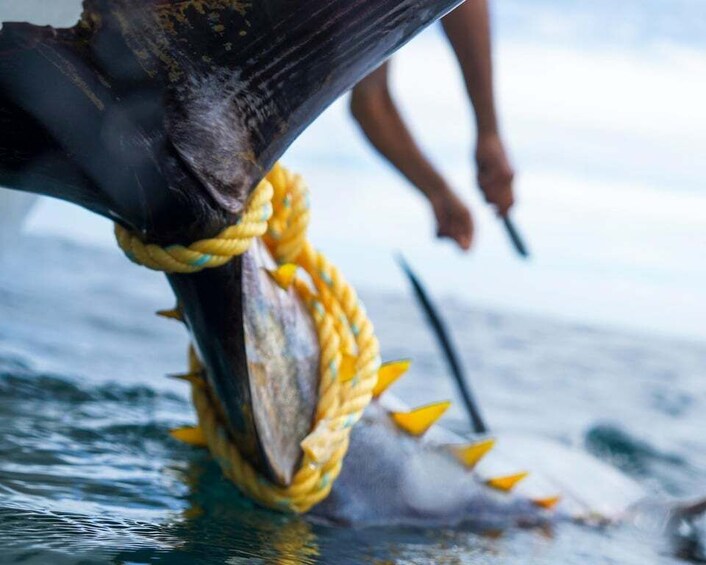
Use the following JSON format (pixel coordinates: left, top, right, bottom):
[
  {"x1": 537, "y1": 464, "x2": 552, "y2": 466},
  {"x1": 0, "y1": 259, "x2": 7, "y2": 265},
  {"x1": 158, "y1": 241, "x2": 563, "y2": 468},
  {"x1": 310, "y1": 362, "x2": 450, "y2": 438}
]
[
  {"x1": 116, "y1": 163, "x2": 380, "y2": 512},
  {"x1": 115, "y1": 181, "x2": 274, "y2": 273}
]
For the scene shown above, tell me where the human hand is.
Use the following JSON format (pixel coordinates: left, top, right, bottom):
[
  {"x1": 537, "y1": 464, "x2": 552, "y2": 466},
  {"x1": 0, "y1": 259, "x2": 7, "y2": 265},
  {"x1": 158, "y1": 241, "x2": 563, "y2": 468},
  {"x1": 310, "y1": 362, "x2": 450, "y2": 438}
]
[
  {"x1": 475, "y1": 133, "x2": 515, "y2": 216},
  {"x1": 429, "y1": 186, "x2": 474, "y2": 251}
]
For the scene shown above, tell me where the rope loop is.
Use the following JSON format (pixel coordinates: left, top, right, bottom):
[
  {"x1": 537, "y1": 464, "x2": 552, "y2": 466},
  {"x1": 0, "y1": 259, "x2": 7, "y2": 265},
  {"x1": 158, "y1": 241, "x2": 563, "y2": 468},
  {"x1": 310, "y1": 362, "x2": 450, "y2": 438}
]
[
  {"x1": 115, "y1": 179, "x2": 274, "y2": 273},
  {"x1": 116, "y1": 163, "x2": 380, "y2": 513}
]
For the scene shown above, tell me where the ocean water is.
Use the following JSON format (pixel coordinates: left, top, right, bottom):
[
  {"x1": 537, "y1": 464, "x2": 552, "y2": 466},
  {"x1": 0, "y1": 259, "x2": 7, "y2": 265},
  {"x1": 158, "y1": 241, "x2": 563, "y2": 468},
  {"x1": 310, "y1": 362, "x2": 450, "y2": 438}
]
[
  {"x1": 1, "y1": 237, "x2": 705, "y2": 564},
  {"x1": 2, "y1": 0, "x2": 706, "y2": 563}
]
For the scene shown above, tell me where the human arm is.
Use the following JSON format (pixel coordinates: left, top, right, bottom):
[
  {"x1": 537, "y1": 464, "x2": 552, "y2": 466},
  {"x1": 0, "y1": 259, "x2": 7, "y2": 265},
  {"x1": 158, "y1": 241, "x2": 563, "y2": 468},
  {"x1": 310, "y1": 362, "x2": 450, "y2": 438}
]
[
  {"x1": 350, "y1": 62, "x2": 473, "y2": 250},
  {"x1": 442, "y1": 0, "x2": 515, "y2": 216}
]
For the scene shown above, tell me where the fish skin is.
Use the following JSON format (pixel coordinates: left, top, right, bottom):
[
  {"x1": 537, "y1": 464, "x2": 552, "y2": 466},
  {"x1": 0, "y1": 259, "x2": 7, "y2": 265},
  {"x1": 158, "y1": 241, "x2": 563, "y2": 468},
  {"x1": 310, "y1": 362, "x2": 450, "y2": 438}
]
[
  {"x1": 311, "y1": 402, "x2": 546, "y2": 528},
  {"x1": 310, "y1": 398, "x2": 649, "y2": 527}
]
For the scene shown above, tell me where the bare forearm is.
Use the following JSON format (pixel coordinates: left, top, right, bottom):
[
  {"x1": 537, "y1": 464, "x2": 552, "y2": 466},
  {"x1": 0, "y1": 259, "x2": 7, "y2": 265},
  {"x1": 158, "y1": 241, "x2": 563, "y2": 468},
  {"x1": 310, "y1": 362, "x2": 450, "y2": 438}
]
[
  {"x1": 350, "y1": 71, "x2": 449, "y2": 199},
  {"x1": 351, "y1": 63, "x2": 475, "y2": 250},
  {"x1": 442, "y1": 0, "x2": 498, "y2": 136},
  {"x1": 443, "y1": 0, "x2": 514, "y2": 215}
]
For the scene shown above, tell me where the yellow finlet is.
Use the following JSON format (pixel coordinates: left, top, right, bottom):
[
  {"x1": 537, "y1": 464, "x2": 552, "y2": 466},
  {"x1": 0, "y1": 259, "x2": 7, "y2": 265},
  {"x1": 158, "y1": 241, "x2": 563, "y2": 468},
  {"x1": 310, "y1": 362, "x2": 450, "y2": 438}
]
[
  {"x1": 267, "y1": 263, "x2": 298, "y2": 290},
  {"x1": 168, "y1": 371, "x2": 205, "y2": 388},
  {"x1": 486, "y1": 471, "x2": 529, "y2": 492},
  {"x1": 157, "y1": 306, "x2": 183, "y2": 322},
  {"x1": 372, "y1": 359, "x2": 412, "y2": 398},
  {"x1": 390, "y1": 400, "x2": 451, "y2": 436},
  {"x1": 453, "y1": 438, "x2": 496, "y2": 469},
  {"x1": 533, "y1": 495, "x2": 561, "y2": 510},
  {"x1": 170, "y1": 426, "x2": 208, "y2": 447},
  {"x1": 339, "y1": 353, "x2": 357, "y2": 382}
]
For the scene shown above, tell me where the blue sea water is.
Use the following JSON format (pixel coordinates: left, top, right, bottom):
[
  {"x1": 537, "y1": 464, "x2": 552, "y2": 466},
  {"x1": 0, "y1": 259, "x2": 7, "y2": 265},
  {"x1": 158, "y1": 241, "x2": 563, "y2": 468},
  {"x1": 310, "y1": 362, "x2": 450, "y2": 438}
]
[
  {"x1": 1, "y1": 0, "x2": 706, "y2": 563},
  {"x1": 1, "y1": 237, "x2": 705, "y2": 564}
]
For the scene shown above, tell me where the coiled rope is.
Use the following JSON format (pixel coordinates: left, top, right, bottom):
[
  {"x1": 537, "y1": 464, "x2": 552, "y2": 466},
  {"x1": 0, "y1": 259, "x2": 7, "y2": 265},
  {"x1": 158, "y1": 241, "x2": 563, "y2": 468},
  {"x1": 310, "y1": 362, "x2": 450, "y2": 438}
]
[{"x1": 116, "y1": 163, "x2": 380, "y2": 512}]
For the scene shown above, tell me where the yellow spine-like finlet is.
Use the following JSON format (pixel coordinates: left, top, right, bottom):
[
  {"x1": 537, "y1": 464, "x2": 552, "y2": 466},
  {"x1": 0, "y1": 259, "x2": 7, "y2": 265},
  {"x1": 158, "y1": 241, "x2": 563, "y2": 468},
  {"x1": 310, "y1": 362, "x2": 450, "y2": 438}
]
[
  {"x1": 372, "y1": 359, "x2": 412, "y2": 398},
  {"x1": 168, "y1": 371, "x2": 205, "y2": 388},
  {"x1": 390, "y1": 401, "x2": 451, "y2": 436},
  {"x1": 157, "y1": 306, "x2": 184, "y2": 322},
  {"x1": 170, "y1": 426, "x2": 208, "y2": 447},
  {"x1": 266, "y1": 263, "x2": 298, "y2": 290},
  {"x1": 453, "y1": 438, "x2": 496, "y2": 469},
  {"x1": 486, "y1": 471, "x2": 529, "y2": 492},
  {"x1": 339, "y1": 353, "x2": 357, "y2": 382},
  {"x1": 533, "y1": 495, "x2": 561, "y2": 510}
]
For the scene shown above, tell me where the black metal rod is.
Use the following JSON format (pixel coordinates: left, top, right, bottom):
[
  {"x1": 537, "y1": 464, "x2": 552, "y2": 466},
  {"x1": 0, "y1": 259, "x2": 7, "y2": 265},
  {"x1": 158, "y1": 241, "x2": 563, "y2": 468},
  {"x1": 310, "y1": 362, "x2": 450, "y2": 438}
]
[
  {"x1": 397, "y1": 255, "x2": 488, "y2": 434},
  {"x1": 502, "y1": 215, "x2": 530, "y2": 259}
]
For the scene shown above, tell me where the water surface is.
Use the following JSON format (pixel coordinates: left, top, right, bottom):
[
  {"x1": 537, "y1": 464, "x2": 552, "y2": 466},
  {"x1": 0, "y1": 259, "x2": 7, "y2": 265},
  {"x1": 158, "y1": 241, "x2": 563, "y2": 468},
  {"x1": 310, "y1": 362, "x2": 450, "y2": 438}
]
[{"x1": 1, "y1": 238, "x2": 704, "y2": 564}]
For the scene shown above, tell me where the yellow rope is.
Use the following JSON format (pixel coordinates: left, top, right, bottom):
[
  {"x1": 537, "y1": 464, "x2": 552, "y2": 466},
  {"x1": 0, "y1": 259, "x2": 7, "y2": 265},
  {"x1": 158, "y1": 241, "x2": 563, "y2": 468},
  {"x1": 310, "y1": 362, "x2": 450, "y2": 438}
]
[
  {"x1": 116, "y1": 163, "x2": 380, "y2": 513},
  {"x1": 115, "y1": 180, "x2": 274, "y2": 273}
]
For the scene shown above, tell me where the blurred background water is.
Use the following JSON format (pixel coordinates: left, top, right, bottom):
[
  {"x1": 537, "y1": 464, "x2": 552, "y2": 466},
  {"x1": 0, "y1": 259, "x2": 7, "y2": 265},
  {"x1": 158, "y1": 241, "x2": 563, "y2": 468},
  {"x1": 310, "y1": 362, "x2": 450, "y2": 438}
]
[{"x1": 1, "y1": 0, "x2": 705, "y2": 563}]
